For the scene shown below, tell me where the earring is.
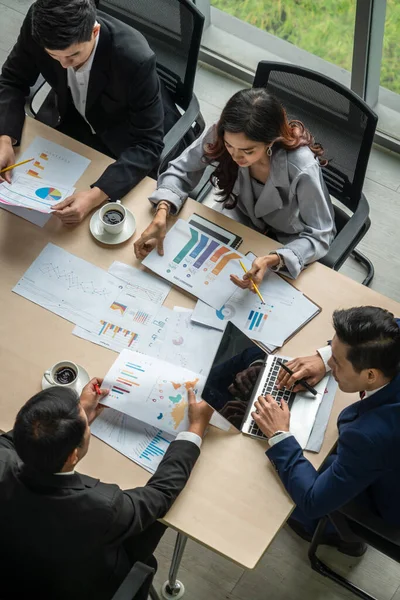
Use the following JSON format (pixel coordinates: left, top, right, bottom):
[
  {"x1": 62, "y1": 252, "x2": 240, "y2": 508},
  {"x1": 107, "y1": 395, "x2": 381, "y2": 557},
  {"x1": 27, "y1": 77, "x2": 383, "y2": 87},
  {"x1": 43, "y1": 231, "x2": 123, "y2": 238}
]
[{"x1": 267, "y1": 146, "x2": 272, "y2": 157}]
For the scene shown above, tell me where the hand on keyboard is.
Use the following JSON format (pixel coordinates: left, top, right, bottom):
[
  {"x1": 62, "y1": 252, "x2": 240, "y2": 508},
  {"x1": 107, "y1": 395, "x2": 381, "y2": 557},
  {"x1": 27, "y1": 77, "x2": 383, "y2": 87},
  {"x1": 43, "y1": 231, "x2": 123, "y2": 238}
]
[{"x1": 251, "y1": 394, "x2": 291, "y2": 439}]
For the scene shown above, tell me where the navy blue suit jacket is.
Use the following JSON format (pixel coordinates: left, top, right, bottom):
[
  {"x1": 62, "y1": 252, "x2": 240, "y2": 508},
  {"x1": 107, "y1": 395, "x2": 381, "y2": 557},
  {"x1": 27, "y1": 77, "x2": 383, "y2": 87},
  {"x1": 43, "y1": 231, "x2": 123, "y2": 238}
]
[{"x1": 267, "y1": 371, "x2": 400, "y2": 525}]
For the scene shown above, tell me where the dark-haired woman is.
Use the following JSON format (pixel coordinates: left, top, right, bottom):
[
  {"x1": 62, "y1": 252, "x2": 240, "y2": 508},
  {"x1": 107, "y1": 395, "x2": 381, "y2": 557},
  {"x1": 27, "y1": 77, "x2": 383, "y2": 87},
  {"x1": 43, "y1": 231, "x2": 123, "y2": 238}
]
[{"x1": 134, "y1": 88, "x2": 335, "y2": 283}]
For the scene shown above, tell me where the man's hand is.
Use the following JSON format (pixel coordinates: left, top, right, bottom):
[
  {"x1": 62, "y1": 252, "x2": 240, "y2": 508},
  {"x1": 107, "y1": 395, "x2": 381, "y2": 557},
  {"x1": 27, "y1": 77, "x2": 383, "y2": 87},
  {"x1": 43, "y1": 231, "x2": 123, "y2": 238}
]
[
  {"x1": 230, "y1": 255, "x2": 280, "y2": 291},
  {"x1": 134, "y1": 208, "x2": 168, "y2": 260},
  {"x1": 277, "y1": 354, "x2": 326, "y2": 392},
  {"x1": 228, "y1": 364, "x2": 262, "y2": 399},
  {"x1": 252, "y1": 394, "x2": 290, "y2": 439},
  {"x1": 80, "y1": 377, "x2": 109, "y2": 425},
  {"x1": 0, "y1": 136, "x2": 16, "y2": 184},
  {"x1": 52, "y1": 187, "x2": 108, "y2": 224},
  {"x1": 187, "y1": 388, "x2": 214, "y2": 438}
]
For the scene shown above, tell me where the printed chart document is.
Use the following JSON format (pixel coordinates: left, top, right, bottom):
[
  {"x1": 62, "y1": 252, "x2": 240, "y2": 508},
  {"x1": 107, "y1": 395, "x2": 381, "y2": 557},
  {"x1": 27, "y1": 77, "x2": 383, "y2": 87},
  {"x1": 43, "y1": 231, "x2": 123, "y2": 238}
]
[
  {"x1": 0, "y1": 174, "x2": 74, "y2": 213},
  {"x1": 108, "y1": 261, "x2": 171, "y2": 304},
  {"x1": 142, "y1": 219, "x2": 252, "y2": 309},
  {"x1": 101, "y1": 349, "x2": 205, "y2": 435},
  {"x1": 72, "y1": 264, "x2": 173, "y2": 354},
  {"x1": 157, "y1": 308, "x2": 223, "y2": 375},
  {"x1": 91, "y1": 408, "x2": 174, "y2": 474},
  {"x1": 0, "y1": 137, "x2": 90, "y2": 226},
  {"x1": 192, "y1": 270, "x2": 320, "y2": 347},
  {"x1": 13, "y1": 243, "x2": 123, "y2": 324}
]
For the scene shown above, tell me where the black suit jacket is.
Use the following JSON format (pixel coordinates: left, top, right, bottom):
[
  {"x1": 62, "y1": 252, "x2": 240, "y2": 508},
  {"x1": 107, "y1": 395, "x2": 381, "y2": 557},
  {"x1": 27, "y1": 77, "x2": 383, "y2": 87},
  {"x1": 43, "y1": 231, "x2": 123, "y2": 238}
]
[
  {"x1": 0, "y1": 432, "x2": 199, "y2": 600},
  {"x1": 0, "y1": 7, "x2": 168, "y2": 199}
]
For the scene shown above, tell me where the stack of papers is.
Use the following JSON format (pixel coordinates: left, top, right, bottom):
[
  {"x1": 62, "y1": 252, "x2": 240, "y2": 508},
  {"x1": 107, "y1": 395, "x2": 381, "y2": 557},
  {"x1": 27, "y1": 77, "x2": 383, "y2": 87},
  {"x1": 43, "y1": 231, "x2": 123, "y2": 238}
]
[{"x1": 0, "y1": 137, "x2": 90, "y2": 227}]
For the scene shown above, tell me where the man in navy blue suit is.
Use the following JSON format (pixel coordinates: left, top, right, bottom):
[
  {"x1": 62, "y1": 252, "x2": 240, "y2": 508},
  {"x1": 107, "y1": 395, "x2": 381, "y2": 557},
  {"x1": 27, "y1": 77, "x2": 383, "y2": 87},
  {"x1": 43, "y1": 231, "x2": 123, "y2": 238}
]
[{"x1": 252, "y1": 306, "x2": 400, "y2": 556}]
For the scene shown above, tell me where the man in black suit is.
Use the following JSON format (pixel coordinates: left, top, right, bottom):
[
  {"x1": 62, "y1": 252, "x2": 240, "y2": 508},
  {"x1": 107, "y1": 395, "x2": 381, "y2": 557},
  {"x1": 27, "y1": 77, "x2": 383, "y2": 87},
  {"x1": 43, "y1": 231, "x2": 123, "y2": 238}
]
[
  {"x1": 0, "y1": 377, "x2": 212, "y2": 599},
  {"x1": 0, "y1": 0, "x2": 178, "y2": 224}
]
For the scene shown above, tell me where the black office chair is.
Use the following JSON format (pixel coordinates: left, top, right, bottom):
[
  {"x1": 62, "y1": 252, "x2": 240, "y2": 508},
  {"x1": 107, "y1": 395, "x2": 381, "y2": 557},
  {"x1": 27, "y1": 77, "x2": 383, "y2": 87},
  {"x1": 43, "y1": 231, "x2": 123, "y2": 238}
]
[
  {"x1": 253, "y1": 61, "x2": 378, "y2": 286},
  {"x1": 308, "y1": 502, "x2": 400, "y2": 600},
  {"x1": 95, "y1": 0, "x2": 205, "y2": 173},
  {"x1": 111, "y1": 561, "x2": 160, "y2": 600}
]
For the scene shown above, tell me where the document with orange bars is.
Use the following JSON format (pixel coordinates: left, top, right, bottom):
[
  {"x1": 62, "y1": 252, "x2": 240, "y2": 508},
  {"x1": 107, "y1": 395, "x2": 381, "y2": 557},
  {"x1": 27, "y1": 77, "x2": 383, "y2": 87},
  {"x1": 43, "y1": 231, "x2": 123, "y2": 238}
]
[{"x1": 142, "y1": 219, "x2": 252, "y2": 309}]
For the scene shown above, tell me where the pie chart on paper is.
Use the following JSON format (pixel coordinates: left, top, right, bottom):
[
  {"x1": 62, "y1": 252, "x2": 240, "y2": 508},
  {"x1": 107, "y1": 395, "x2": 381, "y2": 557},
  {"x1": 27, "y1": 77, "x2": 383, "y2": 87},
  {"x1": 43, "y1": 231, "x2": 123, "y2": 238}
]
[{"x1": 35, "y1": 187, "x2": 63, "y2": 202}]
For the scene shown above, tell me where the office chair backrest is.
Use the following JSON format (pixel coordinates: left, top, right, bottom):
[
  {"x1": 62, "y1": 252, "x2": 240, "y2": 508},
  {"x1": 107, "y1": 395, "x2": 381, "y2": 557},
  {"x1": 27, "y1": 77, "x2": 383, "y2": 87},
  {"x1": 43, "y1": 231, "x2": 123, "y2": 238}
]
[
  {"x1": 96, "y1": 0, "x2": 204, "y2": 110},
  {"x1": 253, "y1": 62, "x2": 378, "y2": 213}
]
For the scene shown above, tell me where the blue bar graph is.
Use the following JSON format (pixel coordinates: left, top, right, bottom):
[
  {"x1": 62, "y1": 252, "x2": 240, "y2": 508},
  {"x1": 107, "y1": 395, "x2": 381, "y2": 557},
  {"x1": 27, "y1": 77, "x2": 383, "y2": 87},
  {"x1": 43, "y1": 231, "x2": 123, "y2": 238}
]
[
  {"x1": 126, "y1": 362, "x2": 145, "y2": 372},
  {"x1": 139, "y1": 431, "x2": 171, "y2": 461},
  {"x1": 249, "y1": 311, "x2": 259, "y2": 330}
]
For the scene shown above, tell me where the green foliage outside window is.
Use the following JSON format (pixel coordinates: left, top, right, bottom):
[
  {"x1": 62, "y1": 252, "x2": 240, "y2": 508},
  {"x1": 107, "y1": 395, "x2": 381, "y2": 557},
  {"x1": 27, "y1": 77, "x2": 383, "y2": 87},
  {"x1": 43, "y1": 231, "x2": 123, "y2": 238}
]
[{"x1": 211, "y1": 0, "x2": 400, "y2": 94}]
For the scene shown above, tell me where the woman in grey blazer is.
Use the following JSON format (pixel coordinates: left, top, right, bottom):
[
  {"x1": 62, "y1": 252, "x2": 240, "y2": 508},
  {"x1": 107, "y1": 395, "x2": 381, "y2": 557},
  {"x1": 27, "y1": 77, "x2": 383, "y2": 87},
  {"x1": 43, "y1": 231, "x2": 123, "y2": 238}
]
[{"x1": 135, "y1": 89, "x2": 335, "y2": 282}]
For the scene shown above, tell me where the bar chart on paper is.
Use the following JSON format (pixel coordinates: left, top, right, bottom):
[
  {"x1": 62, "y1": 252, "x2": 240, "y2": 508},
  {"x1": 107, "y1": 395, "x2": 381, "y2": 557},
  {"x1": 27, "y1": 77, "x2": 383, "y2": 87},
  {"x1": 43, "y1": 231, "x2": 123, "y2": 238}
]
[
  {"x1": 101, "y1": 350, "x2": 206, "y2": 435},
  {"x1": 97, "y1": 320, "x2": 140, "y2": 352},
  {"x1": 139, "y1": 430, "x2": 172, "y2": 463},
  {"x1": 90, "y1": 408, "x2": 174, "y2": 474},
  {"x1": 143, "y1": 219, "x2": 251, "y2": 309}
]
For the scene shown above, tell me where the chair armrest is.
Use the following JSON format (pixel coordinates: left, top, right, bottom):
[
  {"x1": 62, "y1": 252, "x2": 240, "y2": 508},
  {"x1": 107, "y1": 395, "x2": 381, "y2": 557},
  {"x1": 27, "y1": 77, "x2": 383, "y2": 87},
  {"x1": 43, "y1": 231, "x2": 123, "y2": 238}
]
[
  {"x1": 319, "y1": 193, "x2": 370, "y2": 270},
  {"x1": 111, "y1": 561, "x2": 155, "y2": 600},
  {"x1": 158, "y1": 94, "x2": 202, "y2": 175},
  {"x1": 338, "y1": 502, "x2": 400, "y2": 545},
  {"x1": 190, "y1": 165, "x2": 214, "y2": 202},
  {"x1": 25, "y1": 75, "x2": 46, "y2": 119}
]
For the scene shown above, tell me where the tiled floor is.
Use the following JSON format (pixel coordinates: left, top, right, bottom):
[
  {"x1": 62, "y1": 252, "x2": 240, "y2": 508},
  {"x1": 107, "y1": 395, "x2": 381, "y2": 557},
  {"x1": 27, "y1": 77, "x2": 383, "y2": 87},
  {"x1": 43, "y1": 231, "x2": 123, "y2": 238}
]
[{"x1": 2, "y1": 3, "x2": 400, "y2": 599}]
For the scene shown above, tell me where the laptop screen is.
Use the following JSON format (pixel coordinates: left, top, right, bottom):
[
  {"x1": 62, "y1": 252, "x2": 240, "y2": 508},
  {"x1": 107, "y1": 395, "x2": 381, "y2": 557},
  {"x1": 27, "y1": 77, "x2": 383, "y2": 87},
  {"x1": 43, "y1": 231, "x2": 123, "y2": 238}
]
[{"x1": 202, "y1": 322, "x2": 268, "y2": 430}]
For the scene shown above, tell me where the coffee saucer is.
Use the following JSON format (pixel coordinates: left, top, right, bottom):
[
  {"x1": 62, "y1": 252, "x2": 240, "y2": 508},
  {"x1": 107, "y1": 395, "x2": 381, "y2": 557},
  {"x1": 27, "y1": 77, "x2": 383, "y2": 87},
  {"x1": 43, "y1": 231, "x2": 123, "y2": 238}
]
[
  {"x1": 41, "y1": 364, "x2": 90, "y2": 395},
  {"x1": 90, "y1": 207, "x2": 136, "y2": 245}
]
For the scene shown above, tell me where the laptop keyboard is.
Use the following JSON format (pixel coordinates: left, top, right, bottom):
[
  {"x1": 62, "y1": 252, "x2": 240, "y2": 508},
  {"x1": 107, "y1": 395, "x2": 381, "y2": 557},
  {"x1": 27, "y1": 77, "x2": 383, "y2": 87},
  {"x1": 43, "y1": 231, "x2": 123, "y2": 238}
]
[{"x1": 248, "y1": 357, "x2": 296, "y2": 440}]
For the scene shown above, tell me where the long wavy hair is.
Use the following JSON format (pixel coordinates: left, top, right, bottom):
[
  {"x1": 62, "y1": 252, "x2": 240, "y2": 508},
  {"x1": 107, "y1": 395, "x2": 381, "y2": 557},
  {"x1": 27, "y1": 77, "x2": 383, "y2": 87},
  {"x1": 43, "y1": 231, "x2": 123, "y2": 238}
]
[{"x1": 204, "y1": 88, "x2": 326, "y2": 207}]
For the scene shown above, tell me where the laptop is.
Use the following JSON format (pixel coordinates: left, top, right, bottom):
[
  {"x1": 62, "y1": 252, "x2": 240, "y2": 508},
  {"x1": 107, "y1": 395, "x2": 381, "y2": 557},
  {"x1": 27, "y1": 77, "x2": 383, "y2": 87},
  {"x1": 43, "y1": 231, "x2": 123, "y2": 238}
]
[{"x1": 202, "y1": 322, "x2": 327, "y2": 444}]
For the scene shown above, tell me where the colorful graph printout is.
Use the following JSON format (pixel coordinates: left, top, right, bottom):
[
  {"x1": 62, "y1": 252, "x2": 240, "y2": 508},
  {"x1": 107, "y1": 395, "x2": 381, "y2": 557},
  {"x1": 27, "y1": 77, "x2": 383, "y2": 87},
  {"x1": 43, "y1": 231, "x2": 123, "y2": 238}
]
[
  {"x1": 0, "y1": 175, "x2": 73, "y2": 213},
  {"x1": 142, "y1": 219, "x2": 252, "y2": 310},
  {"x1": 90, "y1": 408, "x2": 174, "y2": 474},
  {"x1": 101, "y1": 350, "x2": 206, "y2": 434},
  {"x1": 192, "y1": 269, "x2": 320, "y2": 347}
]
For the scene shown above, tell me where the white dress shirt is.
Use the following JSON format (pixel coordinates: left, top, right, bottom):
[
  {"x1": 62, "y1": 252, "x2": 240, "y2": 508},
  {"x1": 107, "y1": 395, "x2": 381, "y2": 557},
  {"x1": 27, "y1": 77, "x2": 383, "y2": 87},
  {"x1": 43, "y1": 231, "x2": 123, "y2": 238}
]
[{"x1": 67, "y1": 25, "x2": 100, "y2": 134}]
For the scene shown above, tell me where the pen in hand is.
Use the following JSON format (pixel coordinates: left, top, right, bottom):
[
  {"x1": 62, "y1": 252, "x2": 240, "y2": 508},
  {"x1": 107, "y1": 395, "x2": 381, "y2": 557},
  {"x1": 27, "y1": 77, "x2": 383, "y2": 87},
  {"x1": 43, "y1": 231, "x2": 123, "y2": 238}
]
[
  {"x1": 277, "y1": 360, "x2": 318, "y2": 396},
  {"x1": 238, "y1": 260, "x2": 265, "y2": 305}
]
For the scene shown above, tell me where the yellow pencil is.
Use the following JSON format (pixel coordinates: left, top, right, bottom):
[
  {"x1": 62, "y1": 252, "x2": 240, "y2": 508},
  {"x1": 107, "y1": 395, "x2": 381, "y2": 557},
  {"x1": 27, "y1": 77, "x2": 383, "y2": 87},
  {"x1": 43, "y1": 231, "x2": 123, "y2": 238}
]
[
  {"x1": 239, "y1": 260, "x2": 265, "y2": 304},
  {"x1": 0, "y1": 157, "x2": 35, "y2": 175}
]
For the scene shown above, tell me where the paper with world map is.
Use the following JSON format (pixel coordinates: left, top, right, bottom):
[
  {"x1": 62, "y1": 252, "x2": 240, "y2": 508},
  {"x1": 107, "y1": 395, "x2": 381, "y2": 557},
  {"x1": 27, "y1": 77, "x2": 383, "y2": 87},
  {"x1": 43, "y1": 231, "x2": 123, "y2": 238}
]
[{"x1": 101, "y1": 349, "x2": 206, "y2": 435}]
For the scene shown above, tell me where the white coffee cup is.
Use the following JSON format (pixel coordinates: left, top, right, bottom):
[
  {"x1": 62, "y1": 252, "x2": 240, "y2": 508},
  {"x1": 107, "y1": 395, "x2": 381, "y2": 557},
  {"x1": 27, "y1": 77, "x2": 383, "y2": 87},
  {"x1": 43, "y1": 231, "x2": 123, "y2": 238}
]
[
  {"x1": 44, "y1": 360, "x2": 79, "y2": 388},
  {"x1": 99, "y1": 200, "x2": 126, "y2": 234}
]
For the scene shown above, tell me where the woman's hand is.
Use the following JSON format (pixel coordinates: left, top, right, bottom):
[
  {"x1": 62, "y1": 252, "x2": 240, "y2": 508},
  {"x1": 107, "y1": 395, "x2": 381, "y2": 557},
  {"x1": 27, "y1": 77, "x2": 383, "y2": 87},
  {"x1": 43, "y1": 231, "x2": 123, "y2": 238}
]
[
  {"x1": 134, "y1": 205, "x2": 169, "y2": 260},
  {"x1": 230, "y1": 254, "x2": 280, "y2": 291}
]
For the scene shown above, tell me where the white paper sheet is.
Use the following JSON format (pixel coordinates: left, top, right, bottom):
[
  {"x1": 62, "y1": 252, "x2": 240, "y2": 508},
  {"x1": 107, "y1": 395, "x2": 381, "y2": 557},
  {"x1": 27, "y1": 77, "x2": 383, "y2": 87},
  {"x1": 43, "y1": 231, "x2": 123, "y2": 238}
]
[
  {"x1": 91, "y1": 408, "x2": 174, "y2": 474},
  {"x1": 73, "y1": 303, "x2": 171, "y2": 355},
  {"x1": 12, "y1": 137, "x2": 90, "y2": 185},
  {"x1": 142, "y1": 219, "x2": 252, "y2": 310},
  {"x1": 156, "y1": 308, "x2": 223, "y2": 375},
  {"x1": 13, "y1": 243, "x2": 123, "y2": 324},
  {"x1": 191, "y1": 270, "x2": 319, "y2": 347},
  {"x1": 108, "y1": 261, "x2": 171, "y2": 304},
  {"x1": 101, "y1": 349, "x2": 206, "y2": 435},
  {"x1": 0, "y1": 174, "x2": 74, "y2": 213},
  {"x1": 0, "y1": 136, "x2": 90, "y2": 226},
  {"x1": 71, "y1": 263, "x2": 174, "y2": 354},
  {"x1": 290, "y1": 374, "x2": 329, "y2": 449}
]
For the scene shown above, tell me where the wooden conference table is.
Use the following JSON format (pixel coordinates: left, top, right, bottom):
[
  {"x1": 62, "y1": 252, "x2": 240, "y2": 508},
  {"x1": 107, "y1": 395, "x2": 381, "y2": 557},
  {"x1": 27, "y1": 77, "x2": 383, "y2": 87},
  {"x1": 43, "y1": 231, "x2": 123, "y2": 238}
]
[{"x1": 1, "y1": 118, "x2": 400, "y2": 584}]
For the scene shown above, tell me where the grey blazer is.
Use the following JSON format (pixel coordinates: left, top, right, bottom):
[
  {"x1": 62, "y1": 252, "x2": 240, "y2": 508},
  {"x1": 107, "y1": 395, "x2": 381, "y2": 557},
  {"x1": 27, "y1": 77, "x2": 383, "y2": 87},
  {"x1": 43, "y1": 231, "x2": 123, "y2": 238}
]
[{"x1": 149, "y1": 125, "x2": 336, "y2": 279}]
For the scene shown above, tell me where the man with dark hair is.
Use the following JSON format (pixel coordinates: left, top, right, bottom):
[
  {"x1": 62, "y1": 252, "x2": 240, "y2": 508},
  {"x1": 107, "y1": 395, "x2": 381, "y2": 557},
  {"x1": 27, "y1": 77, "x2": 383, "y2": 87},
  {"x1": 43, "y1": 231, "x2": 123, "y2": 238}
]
[
  {"x1": 0, "y1": 377, "x2": 213, "y2": 599},
  {"x1": 252, "y1": 306, "x2": 400, "y2": 554},
  {"x1": 0, "y1": 0, "x2": 180, "y2": 224}
]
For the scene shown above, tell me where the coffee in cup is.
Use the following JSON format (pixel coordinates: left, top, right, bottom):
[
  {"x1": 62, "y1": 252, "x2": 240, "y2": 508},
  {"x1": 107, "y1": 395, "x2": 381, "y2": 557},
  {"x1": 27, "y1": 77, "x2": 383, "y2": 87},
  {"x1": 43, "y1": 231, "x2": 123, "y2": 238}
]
[
  {"x1": 99, "y1": 200, "x2": 126, "y2": 234},
  {"x1": 44, "y1": 360, "x2": 79, "y2": 389}
]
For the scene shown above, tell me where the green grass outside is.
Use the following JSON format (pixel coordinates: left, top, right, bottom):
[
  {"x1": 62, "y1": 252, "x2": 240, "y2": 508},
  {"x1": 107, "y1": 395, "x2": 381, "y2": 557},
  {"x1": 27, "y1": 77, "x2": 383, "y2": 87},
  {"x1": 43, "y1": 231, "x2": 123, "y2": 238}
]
[{"x1": 211, "y1": 0, "x2": 400, "y2": 94}]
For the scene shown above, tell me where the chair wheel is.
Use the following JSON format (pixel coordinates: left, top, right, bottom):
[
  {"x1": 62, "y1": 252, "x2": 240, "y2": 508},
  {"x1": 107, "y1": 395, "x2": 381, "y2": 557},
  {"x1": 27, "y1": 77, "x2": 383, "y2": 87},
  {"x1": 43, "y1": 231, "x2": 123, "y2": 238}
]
[{"x1": 161, "y1": 579, "x2": 185, "y2": 599}]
